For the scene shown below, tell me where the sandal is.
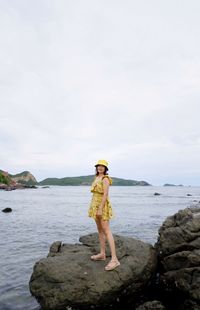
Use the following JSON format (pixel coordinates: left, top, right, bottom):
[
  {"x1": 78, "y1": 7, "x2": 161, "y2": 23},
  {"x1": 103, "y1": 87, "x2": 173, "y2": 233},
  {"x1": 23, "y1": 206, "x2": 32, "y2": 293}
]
[
  {"x1": 91, "y1": 253, "x2": 106, "y2": 261},
  {"x1": 105, "y1": 259, "x2": 120, "y2": 271}
]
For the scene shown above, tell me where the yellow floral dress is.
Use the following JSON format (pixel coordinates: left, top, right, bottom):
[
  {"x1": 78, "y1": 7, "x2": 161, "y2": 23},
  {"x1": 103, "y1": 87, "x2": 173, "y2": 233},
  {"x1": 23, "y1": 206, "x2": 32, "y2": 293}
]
[{"x1": 88, "y1": 175, "x2": 114, "y2": 221}]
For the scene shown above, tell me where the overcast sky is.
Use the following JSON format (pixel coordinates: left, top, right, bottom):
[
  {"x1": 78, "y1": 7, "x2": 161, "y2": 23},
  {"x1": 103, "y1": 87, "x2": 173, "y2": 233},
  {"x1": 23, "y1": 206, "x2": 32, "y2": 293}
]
[{"x1": 0, "y1": 0, "x2": 200, "y2": 185}]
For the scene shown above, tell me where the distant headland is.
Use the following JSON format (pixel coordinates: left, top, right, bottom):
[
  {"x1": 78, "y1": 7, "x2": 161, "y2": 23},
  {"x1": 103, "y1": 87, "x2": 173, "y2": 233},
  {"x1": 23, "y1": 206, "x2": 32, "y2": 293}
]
[
  {"x1": 0, "y1": 169, "x2": 151, "y2": 190},
  {"x1": 0, "y1": 169, "x2": 37, "y2": 190},
  {"x1": 38, "y1": 175, "x2": 150, "y2": 186}
]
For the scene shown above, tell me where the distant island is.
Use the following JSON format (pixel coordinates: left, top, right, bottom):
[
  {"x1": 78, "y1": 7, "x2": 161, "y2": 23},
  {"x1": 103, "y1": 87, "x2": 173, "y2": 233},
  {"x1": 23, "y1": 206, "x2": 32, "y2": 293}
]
[
  {"x1": 38, "y1": 175, "x2": 151, "y2": 186},
  {"x1": 0, "y1": 169, "x2": 151, "y2": 190},
  {"x1": 163, "y1": 183, "x2": 183, "y2": 187}
]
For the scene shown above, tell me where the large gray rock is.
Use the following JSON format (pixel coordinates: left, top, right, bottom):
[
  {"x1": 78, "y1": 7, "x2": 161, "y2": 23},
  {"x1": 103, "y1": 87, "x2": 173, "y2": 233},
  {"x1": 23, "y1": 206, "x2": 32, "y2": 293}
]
[
  {"x1": 29, "y1": 233, "x2": 157, "y2": 310},
  {"x1": 155, "y1": 206, "x2": 200, "y2": 309}
]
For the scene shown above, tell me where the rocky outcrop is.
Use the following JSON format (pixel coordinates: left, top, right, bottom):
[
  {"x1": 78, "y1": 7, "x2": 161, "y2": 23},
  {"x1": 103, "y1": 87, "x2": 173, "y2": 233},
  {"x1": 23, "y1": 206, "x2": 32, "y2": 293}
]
[
  {"x1": 0, "y1": 169, "x2": 37, "y2": 190},
  {"x1": 2, "y1": 207, "x2": 12, "y2": 213},
  {"x1": 10, "y1": 170, "x2": 37, "y2": 185},
  {"x1": 29, "y1": 233, "x2": 157, "y2": 310},
  {"x1": 155, "y1": 206, "x2": 200, "y2": 309}
]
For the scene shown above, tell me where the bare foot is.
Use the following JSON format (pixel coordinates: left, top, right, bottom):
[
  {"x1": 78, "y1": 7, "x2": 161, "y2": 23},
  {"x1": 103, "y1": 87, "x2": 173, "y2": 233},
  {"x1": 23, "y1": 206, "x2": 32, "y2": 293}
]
[
  {"x1": 91, "y1": 253, "x2": 106, "y2": 261},
  {"x1": 105, "y1": 259, "x2": 120, "y2": 271}
]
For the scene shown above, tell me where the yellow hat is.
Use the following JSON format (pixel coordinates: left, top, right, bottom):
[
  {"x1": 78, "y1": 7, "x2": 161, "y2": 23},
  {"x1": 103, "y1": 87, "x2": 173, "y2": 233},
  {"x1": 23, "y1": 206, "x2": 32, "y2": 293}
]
[{"x1": 94, "y1": 159, "x2": 109, "y2": 168}]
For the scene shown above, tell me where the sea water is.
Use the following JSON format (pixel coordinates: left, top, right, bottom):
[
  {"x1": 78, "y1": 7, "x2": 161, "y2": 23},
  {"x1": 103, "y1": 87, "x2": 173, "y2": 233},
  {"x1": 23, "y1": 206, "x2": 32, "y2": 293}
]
[{"x1": 0, "y1": 185, "x2": 199, "y2": 310}]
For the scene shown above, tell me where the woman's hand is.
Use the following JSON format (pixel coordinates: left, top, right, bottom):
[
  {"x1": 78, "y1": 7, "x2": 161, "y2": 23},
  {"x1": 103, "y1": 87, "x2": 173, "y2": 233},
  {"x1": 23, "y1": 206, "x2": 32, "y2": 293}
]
[{"x1": 96, "y1": 207, "x2": 103, "y2": 218}]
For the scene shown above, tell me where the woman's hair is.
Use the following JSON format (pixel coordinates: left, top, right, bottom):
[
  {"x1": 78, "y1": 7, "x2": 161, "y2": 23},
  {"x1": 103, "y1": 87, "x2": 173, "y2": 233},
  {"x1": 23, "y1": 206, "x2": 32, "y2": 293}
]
[{"x1": 95, "y1": 165, "x2": 109, "y2": 176}]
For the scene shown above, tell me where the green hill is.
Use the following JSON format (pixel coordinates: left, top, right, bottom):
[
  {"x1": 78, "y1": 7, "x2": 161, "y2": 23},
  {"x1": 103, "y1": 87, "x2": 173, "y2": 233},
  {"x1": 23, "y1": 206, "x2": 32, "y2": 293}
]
[
  {"x1": 0, "y1": 171, "x2": 12, "y2": 185},
  {"x1": 38, "y1": 175, "x2": 151, "y2": 186}
]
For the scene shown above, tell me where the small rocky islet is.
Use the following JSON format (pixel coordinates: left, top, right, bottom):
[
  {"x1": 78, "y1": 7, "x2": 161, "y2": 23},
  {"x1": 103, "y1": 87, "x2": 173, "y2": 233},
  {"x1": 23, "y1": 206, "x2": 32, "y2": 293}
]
[{"x1": 29, "y1": 204, "x2": 200, "y2": 310}]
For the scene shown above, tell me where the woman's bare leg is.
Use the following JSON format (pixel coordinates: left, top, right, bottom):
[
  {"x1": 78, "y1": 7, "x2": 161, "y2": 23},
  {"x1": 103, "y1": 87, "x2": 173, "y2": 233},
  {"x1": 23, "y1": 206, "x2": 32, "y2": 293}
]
[
  {"x1": 95, "y1": 218, "x2": 106, "y2": 256},
  {"x1": 100, "y1": 219, "x2": 119, "y2": 261}
]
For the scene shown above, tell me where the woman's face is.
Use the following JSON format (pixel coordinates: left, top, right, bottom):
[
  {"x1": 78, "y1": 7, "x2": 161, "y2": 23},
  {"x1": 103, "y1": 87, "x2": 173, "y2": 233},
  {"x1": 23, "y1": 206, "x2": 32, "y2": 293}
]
[{"x1": 96, "y1": 165, "x2": 106, "y2": 174}]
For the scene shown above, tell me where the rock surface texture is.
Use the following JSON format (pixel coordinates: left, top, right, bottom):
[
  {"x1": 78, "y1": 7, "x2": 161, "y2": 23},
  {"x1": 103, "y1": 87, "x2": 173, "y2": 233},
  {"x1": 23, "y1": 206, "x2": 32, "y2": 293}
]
[
  {"x1": 135, "y1": 300, "x2": 166, "y2": 310},
  {"x1": 29, "y1": 233, "x2": 157, "y2": 310},
  {"x1": 155, "y1": 206, "x2": 200, "y2": 309}
]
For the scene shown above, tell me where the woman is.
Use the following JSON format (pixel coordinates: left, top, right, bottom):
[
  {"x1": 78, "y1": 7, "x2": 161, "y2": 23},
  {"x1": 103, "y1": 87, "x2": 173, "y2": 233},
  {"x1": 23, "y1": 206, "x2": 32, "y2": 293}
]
[{"x1": 88, "y1": 159, "x2": 120, "y2": 271}]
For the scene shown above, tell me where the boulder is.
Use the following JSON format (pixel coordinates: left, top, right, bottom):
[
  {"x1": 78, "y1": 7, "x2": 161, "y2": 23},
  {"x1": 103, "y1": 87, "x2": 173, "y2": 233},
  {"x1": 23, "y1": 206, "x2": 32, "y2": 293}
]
[
  {"x1": 2, "y1": 207, "x2": 12, "y2": 213},
  {"x1": 29, "y1": 233, "x2": 157, "y2": 310},
  {"x1": 155, "y1": 206, "x2": 200, "y2": 309}
]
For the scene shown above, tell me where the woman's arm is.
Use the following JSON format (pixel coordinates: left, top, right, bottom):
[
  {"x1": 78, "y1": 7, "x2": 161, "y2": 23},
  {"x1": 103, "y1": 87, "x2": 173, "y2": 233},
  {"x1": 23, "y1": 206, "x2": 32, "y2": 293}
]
[{"x1": 98, "y1": 178, "x2": 110, "y2": 210}]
